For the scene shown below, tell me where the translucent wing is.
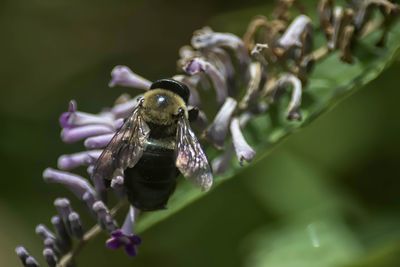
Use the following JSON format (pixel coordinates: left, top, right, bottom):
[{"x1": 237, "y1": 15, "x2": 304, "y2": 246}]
[
  {"x1": 176, "y1": 114, "x2": 213, "y2": 191},
  {"x1": 92, "y1": 104, "x2": 150, "y2": 182}
]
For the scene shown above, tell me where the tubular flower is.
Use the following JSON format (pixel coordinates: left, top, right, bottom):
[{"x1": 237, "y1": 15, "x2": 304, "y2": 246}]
[{"x1": 16, "y1": 0, "x2": 399, "y2": 266}]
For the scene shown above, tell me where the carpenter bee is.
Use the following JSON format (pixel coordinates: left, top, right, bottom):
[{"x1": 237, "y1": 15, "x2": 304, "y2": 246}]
[{"x1": 92, "y1": 79, "x2": 213, "y2": 211}]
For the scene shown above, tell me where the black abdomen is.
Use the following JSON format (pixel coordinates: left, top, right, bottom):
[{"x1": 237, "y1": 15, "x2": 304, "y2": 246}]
[{"x1": 124, "y1": 139, "x2": 179, "y2": 211}]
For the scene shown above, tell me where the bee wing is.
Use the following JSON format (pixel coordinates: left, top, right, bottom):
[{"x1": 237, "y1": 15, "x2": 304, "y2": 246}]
[
  {"x1": 92, "y1": 104, "x2": 150, "y2": 182},
  {"x1": 175, "y1": 114, "x2": 213, "y2": 191}
]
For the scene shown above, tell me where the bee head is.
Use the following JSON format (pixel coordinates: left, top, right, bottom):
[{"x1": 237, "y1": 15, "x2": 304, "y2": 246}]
[
  {"x1": 142, "y1": 79, "x2": 189, "y2": 125},
  {"x1": 150, "y1": 79, "x2": 190, "y2": 104}
]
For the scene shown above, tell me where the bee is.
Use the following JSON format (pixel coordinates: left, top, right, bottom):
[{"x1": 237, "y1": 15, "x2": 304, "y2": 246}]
[{"x1": 92, "y1": 79, "x2": 213, "y2": 211}]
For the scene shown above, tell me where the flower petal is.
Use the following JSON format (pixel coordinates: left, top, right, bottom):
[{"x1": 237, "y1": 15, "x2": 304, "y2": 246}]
[
  {"x1": 124, "y1": 244, "x2": 137, "y2": 257},
  {"x1": 43, "y1": 168, "x2": 95, "y2": 199},
  {"x1": 92, "y1": 201, "x2": 118, "y2": 233},
  {"x1": 43, "y1": 248, "x2": 58, "y2": 267},
  {"x1": 230, "y1": 117, "x2": 256, "y2": 165},
  {"x1": 106, "y1": 237, "x2": 122, "y2": 250},
  {"x1": 109, "y1": 65, "x2": 151, "y2": 89},
  {"x1": 204, "y1": 97, "x2": 237, "y2": 149},
  {"x1": 69, "y1": 212, "x2": 84, "y2": 239},
  {"x1": 57, "y1": 150, "x2": 102, "y2": 170},
  {"x1": 61, "y1": 125, "x2": 115, "y2": 143},
  {"x1": 183, "y1": 57, "x2": 228, "y2": 104}
]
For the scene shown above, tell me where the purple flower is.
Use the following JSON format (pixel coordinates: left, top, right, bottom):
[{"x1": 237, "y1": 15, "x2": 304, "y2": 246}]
[
  {"x1": 109, "y1": 65, "x2": 151, "y2": 89},
  {"x1": 106, "y1": 206, "x2": 141, "y2": 256},
  {"x1": 106, "y1": 230, "x2": 142, "y2": 257},
  {"x1": 15, "y1": 246, "x2": 40, "y2": 267},
  {"x1": 183, "y1": 57, "x2": 228, "y2": 105},
  {"x1": 54, "y1": 95, "x2": 142, "y2": 200},
  {"x1": 43, "y1": 168, "x2": 95, "y2": 199},
  {"x1": 18, "y1": 2, "x2": 398, "y2": 265},
  {"x1": 230, "y1": 116, "x2": 256, "y2": 165},
  {"x1": 191, "y1": 27, "x2": 250, "y2": 74},
  {"x1": 59, "y1": 100, "x2": 77, "y2": 129},
  {"x1": 204, "y1": 97, "x2": 237, "y2": 148}
]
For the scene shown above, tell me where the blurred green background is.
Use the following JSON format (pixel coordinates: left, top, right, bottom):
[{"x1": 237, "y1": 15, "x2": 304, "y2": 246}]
[{"x1": 1, "y1": 0, "x2": 400, "y2": 266}]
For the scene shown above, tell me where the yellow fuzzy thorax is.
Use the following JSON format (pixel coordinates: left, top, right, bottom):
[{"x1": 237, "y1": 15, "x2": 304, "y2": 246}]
[{"x1": 141, "y1": 89, "x2": 188, "y2": 125}]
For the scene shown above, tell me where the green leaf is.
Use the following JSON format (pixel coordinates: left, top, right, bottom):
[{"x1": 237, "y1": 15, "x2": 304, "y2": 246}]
[
  {"x1": 135, "y1": 11, "x2": 400, "y2": 233},
  {"x1": 344, "y1": 241, "x2": 400, "y2": 267},
  {"x1": 343, "y1": 213, "x2": 400, "y2": 267},
  {"x1": 243, "y1": 219, "x2": 363, "y2": 267}
]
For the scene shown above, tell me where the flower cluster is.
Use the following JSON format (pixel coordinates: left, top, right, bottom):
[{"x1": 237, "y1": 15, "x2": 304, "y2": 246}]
[
  {"x1": 16, "y1": 0, "x2": 398, "y2": 266},
  {"x1": 15, "y1": 80, "x2": 147, "y2": 266}
]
